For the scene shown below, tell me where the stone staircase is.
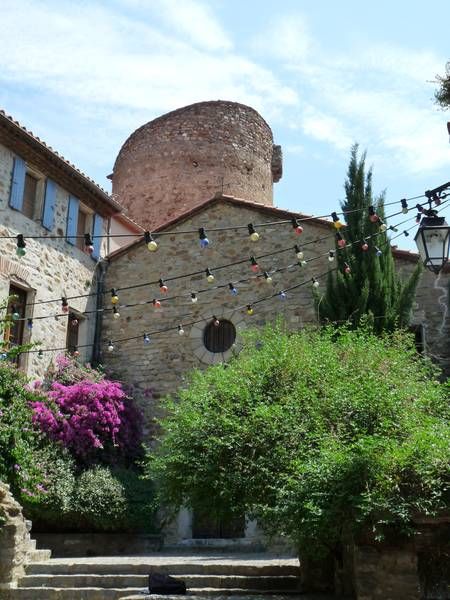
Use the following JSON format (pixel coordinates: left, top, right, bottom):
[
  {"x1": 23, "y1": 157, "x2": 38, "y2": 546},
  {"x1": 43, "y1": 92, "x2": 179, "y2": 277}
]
[
  {"x1": 23, "y1": 520, "x2": 52, "y2": 563},
  {"x1": 6, "y1": 553, "x2": 330, "y2": 599}
]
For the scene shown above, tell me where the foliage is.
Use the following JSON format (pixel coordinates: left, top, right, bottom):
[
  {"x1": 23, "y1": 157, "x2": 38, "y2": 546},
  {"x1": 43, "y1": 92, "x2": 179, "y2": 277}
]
[
  {"x1": 148, "y1": 324, "x2": 450, "y2": 557},
  {"x1": 434, "y1": 61, "x2": 450, "y2": 109},
  {"x1": 316, "y1": 145, "x2": 421, "y2": 333},
  {"x1": 0, "y1": 362, "x2": 50, "y2": 502},
  {"x1": 31, "y1": 354, "x2": 143, "y2": 464},
  {"x1": 24, "y1": 463, "x2": 156, "y2": 533}
]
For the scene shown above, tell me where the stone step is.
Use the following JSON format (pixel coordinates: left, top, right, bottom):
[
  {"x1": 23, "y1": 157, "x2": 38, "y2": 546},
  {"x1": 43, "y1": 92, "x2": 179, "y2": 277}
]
[
  {"x1": 8, "y1": 588, "x2": 309, "y2": 600},
  {"x1": 27, "y1": 548, "x2": 52, "y2": 562},
  {"x1": 18, "y1": 573, "x2": 301, "y2": 590},
  {"x1": 27, "y1": 559, "x2": 299, "y2": 577},
  {"x1": 25, "y1": 538, "x2": 36, "y2": 551}
]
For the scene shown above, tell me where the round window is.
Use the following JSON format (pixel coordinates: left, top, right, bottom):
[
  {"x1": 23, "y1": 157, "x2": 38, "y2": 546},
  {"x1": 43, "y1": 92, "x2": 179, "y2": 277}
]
[{"x1": 203, "y1": 319, "x2": 236, "y2": 353}]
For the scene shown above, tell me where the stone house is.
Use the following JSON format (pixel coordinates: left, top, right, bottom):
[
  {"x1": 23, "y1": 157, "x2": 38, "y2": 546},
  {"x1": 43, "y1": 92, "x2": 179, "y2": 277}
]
[{"x1": 0, "y1": 109, "x2": 141, "y2": 378}]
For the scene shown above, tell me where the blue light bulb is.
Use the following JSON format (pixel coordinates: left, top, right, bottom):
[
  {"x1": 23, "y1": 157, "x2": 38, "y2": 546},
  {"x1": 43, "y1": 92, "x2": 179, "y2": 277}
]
[
  {"x1": 143, "y1": 334, "x2": 151, "y2": 345},
  {"x1": 200, "y1": 237, "x2": 209, "y2": 249},
  {"x1": 279, "y1": 291, "x2": 287, "y2": 300}
]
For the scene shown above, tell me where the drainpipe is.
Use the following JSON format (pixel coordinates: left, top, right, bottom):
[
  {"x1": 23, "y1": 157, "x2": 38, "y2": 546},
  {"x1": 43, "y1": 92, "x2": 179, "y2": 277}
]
[{"x1": 92, "y1": 259, "x2": 108, "y2": 367}]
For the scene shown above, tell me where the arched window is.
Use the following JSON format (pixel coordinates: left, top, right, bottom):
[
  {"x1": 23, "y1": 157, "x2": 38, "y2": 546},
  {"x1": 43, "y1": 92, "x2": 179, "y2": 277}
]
[{"x1": 203, "y1": 319, "x2": 236, "y2": 353}]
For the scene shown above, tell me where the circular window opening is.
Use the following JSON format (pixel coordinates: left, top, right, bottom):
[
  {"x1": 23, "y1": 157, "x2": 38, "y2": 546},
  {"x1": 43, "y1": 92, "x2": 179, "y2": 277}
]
[{"x1": 203, "y1": 319, "x2": 236, "y2": 353}]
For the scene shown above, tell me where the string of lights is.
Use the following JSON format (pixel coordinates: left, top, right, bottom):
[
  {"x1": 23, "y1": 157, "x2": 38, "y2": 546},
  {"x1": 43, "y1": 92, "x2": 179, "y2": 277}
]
[
  {"x1": 6, "y1": 200, "x2": 444, "y2": 328},
  {"x1": 8, "y1": 198, "x2": 450, "y2": 357},
  {"x1": 17, "y1": 266, "x2": 337, "y2": 357},
  {"x1": 4, "y1": 187, "x2": 449, "y2": 251},
  {"x1": 13, "y1": 196, "x2": 441, "y2": 313}
]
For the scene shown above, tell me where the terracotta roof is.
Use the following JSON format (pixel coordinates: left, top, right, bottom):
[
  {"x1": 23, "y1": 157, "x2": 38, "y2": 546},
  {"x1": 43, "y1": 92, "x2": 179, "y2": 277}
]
[{"x1": 0, "y1": 109, "x2": 122, "y2": 214}]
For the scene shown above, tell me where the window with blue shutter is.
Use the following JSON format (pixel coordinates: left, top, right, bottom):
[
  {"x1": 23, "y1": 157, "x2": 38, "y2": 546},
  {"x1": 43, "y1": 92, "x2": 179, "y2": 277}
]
[
  {"x1": 91, "y1": 214, "x2": 104, "y2": 260},
  {"x1": 9, "y1": 157, "x2": 26, "y2": 211},
  {"x1": 42, "y1": 179, "x2": 56, "y2": 231},
  {"x1": 66, "y1": 195, "x2": 79, "y2": 245}
]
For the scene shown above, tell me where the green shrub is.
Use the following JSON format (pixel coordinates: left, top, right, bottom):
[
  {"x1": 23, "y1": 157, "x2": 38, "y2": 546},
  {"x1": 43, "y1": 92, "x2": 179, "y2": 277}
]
[
  {"x1": 148, "y1": 324, "x2": 450, "y2": 557},
  {"x1": 0, "y1": 363, "x2": 51, "y2": 501}
]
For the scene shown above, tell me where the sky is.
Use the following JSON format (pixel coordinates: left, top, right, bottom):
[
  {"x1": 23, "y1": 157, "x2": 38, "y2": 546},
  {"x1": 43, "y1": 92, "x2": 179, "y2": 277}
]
[{"x1": 1, "y1": 0, "x2": 449, "y2": 251}]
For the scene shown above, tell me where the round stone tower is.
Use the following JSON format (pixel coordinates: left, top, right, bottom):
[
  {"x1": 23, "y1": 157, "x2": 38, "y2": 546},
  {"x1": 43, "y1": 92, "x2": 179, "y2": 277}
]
[{"x1": 111, "y1": 100, "x2": 282, "y2": 230}]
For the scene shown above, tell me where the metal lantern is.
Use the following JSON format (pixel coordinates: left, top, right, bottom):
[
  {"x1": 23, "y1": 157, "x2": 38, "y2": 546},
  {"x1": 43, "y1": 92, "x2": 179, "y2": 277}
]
[{"x1": 414, "y1": 216, "x2": 450, "y2": 274}]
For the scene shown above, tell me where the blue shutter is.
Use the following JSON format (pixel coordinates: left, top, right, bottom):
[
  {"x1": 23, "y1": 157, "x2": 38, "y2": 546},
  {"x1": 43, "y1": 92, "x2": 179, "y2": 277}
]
[
  {"x1": 91, "y1": 214, "x2": 104, "y2": 260},
  {"x1": 66, "y1": 195, "x2": 79, "y2": 245},
  {"x1": 9, "y1": 157, "x2": 26, "y2": 211},
  {"x1": 42, "y1": 179, "x2": 56, "y2": 230}
]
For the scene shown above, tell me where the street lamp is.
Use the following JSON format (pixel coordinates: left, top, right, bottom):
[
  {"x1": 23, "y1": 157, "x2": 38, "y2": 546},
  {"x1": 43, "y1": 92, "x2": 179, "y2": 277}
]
[{"x1": 414, "y1": 216, "x2": 450, "y2": 274}]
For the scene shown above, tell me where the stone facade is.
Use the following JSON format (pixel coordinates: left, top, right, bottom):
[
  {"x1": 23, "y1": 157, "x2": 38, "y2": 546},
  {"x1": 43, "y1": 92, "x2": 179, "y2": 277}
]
[
  {"x1": 102, "y1": 195, "x2": 450, "y2": 432},
  {"x1": 0, "y1": 112, "x2": 139, "y2": 379},
  {"x1": 111, "y1": 101, "x2": 282, "y2": 230},
  {"x1": 0, "y1": 140, "x2": 108, "y2": 378},
  {"x1": 0, "y1": 483, "x2": 30, "y2": 589}
]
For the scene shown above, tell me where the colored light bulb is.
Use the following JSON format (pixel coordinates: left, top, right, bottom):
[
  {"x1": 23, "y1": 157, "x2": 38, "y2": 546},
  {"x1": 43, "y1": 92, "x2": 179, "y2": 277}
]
[
  {"x1": 178, "y1": 325, "x2": 185, "y2": 336},
  {"x1": 401, "y1": 199, "x2": 408, "y2": 214},
  {"x1": 113, "y1": 306, "x2": 120, "y2": 319},
  {"x1": 263, "y1": 272, "x2": 273, "y2": 284},
  {"x1": 292, "y1": 218, "x2": 303, "y2": 235},
  {"x1": 111, "y1": 290, "x2": 119, "y2": 305},
  {"x1": 361, "y1": 241, "x2": 369, "y2": 251},
  {"x1": 84, "y1": 234, "x2": 94, "y2": 254},
  {"x1": 153, "y1": 299, "x2": 161, "y2": 309},
  {"x1": 12, "y1": 311, "x2": 20, "y2": 321},
  {"x1": 328, "y1": 250, "x2": 335, "y2": 262},
  {"x1": 248, "y1": 224, "x2": 260, "y2": 242},
  {"x1": 390, "y1": 225, "x2": 398, "y2": 233},
  {"x1": 312, "y1": 278, "x2": 319, "y2": 288},
  {"x1": 336, "y1": 233, "x2": 346, "y2": 248},
  {"x1": 16, "y1": 234, "x2": 26, "y2": 257},
  {"x1": 199, "y1": 227, "x2": 209, "y2": 248},
  {"x1": 206, "y1": 268, "x2": 215, "y2": 283},
  {"x1": 331, "y1": 211, "x2": 343, "y2": 229},
  {"x1": 368, "y1": 206, "x2": 379, "y2": 223},
  {"x1": 71, "y1": 318, "x2": 79, "y2": 328},
  {"x1": 375, "y1": 247, "x2": 382, "y2": 257},
  {"x1": 228, "y1": 283, "x2": 238, "y2": 296},
  {"x1": 143, "y1": 333, "x2": 151, "y2": 345},
  {"x1": 107, "y1": 341, "x2": 114, "y2": 352},
  {"x1": 294, "y1": 245, "x2": 304, "y2": 260},
  {"x1": 379, "y1": 222, "x2": 387, "y2": 232},
  {"x1": 159, "y1": 279, "x2": 168, "y2": 293},
  {"x1": 279, "y1": 291, "x2": 287, "y2": 300},
  {"x1": 212, "y1": 316, "x2": 220, "y2": 327},
  {"x1": 73, "y1": 349, "x2": 80, "y2": 357},
  {"x1": 27, "y1": 318, "x2": 33, "y2": 330},
  {"x1": 37, "y1": 350, "x2": 43, "y2": 359},
  {"x1": 191, "y1": 293, "x2": 198, "y2": 303},
  {"x1": 144, "y1": 232, "x2": 158, "y2": 252},
  {"x1": 246, "y1": 305, "x2": 254, "y2": 315},
  {"x1": 250, "y1": 257, "x2": 259, "y2": 272},
  {"x1": 344, "y1": 263, "x2": 351, "y2": 274}
]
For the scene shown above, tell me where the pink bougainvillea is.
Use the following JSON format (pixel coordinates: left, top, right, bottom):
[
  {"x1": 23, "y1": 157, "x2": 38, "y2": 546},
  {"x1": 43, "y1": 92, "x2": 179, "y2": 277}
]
[{"x1": 31, "y1": 378, "x2": 142, "y2": 462}]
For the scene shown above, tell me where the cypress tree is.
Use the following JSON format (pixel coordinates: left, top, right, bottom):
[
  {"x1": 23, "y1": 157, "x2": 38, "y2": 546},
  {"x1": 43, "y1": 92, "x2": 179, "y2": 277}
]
[{"x1": 316, "y1": 145, "x2": 422, "y2": 333}]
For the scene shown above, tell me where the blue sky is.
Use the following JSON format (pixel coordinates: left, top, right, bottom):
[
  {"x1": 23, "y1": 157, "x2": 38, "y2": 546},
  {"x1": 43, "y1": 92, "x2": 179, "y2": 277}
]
[{"x1": 1, "y1": 0, "x2": 449, "y2": 250}]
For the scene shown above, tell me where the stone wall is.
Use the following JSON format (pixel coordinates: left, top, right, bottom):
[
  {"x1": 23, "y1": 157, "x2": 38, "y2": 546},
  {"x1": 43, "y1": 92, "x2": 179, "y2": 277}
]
[
  {"x1": 102, "y1": 197, "x2": 450, "y2": 434},
  {"x1": 0, "y1": 141, "x2": 107, "y2": 379},
  {"x1": 102, "y1": 200, "x2": 331, "y2": 434},
  {"x1": 112, "y1": 101, "x2": 281, "y2": 230},
  {"x1": 0, "y1": 483, "x2": 29, "y2": 589}
]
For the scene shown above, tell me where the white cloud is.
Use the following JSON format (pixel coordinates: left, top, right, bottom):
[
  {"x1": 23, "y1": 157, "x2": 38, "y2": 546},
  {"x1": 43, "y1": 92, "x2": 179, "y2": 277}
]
[
  {"x1": 0, "y1": 1, "x2": 297, "y2": 118},
  {"x1": 152, "y1": 0, "x2": 233, "y2": 51},
  {"x1": 253, "y1": 13, "x2": 448, "y2": 176}
]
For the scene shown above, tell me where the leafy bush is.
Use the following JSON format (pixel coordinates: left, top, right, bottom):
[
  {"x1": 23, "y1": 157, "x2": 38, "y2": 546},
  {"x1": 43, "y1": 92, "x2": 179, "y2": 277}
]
[
  {"x1": 0, "y1": 362, "x2": 50, "y2": 502},
  {"x1": 32, "y1": 354, "x2": 143, "y2": 464},
  {"x1": 71, "y1": 466, "x2": 156, "y2": 532},
  {"x1": 148, "y1": 324, "x2": 450, "y2": 557}
]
